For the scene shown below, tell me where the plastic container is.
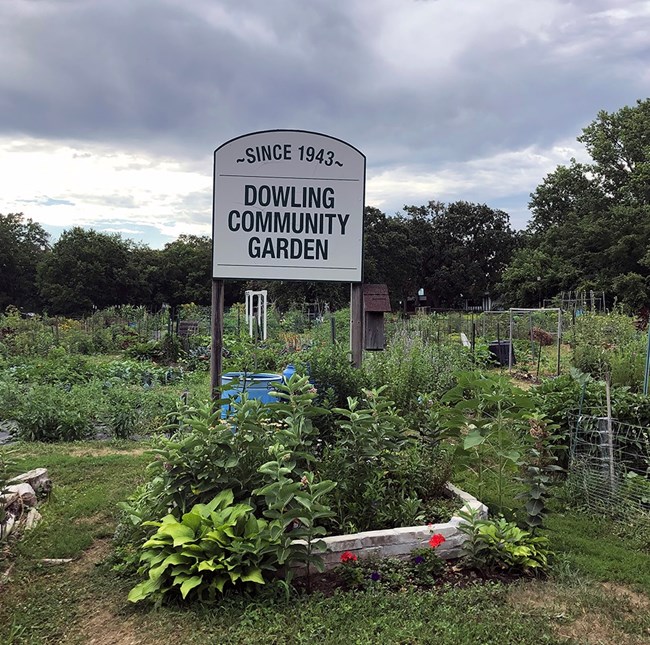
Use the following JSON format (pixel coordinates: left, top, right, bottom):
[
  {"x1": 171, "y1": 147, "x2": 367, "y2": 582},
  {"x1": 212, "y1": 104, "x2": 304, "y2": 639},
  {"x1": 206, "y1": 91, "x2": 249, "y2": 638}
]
[
  {"x1": 488, "y1": 341, "x2": 516, "y2": 366},
  {"x1": 282, "y1": 364, "x2": 296, "y2": 382},
  {"x1": 220, "y1": 372, "x2": 283, "y2": 418}
]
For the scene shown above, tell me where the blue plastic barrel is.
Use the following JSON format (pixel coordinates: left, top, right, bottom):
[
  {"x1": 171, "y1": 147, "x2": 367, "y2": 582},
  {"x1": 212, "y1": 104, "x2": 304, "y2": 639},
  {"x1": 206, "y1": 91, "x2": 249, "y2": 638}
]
[
  {"x1": 282, "y1": 364, "x2": 296, "y2": 382},
  {"x1": 220, "y1": 372, "x2": 283, "y2": 417}
]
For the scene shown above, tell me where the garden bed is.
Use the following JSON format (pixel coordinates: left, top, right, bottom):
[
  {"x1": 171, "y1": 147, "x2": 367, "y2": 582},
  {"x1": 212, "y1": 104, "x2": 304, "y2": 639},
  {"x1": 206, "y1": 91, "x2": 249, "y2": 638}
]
[{"x1": 295, "y1": 483, "x2": 487, "y2": 573}]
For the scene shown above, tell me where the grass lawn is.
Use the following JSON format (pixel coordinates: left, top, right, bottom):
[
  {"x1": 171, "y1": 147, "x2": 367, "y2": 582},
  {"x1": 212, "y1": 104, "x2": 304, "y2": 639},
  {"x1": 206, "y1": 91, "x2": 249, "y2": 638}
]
[{"x1": 1, "y1": 440, "x2": 649, "y2": 644}]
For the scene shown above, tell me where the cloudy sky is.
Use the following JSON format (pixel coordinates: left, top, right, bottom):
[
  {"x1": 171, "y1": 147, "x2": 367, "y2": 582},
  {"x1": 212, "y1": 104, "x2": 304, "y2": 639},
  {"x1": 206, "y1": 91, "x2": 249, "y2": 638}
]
[{"x1": 1, "y1": 0, "x2": 648, "y2": 247}]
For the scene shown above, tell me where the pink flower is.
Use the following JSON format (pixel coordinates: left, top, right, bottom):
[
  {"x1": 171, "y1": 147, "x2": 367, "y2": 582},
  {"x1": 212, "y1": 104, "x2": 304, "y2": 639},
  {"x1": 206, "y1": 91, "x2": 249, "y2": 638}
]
[
  {"x1": 429, "y1": 534, "x2": 446, "y2": 549},
  {"x1": 340, "y1": 551, "x2": 358, "y2": 563}
]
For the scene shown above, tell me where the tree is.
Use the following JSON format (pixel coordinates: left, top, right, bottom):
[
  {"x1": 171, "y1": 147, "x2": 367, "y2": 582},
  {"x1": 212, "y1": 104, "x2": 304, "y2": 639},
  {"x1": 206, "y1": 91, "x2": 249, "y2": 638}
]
[
  {"x1": 156, "y1": 235, "x2": 247, "y2": 308},
  {"x1": 363, "y1": 207, "x2": 423, "y2": 310},
  {"x1": 500, "y1": 98, "x2": 650, "y2": 310},
  {"x1": 38, "y1": 228, "x2": 140, "y2": 315},
  {"x1": 0, "y1": 213, "x2": 49, "y2": 311},
  {"x1": 402, "y1": 201, "x2": 518, "y2": 308},
  {"x1": 156, "y1": 235, "x2": 212, "y2": 307}
]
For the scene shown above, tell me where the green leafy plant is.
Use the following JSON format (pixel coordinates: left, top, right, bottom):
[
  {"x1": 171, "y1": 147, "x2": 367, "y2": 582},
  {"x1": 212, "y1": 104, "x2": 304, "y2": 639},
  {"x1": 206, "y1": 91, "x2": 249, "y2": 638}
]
[
  {"x1": 254, "y1": 375, "x2": 336, "y2": 585},
  {"x1": 457, "y1": 507, "x2": 552, "y2": 576},
  {"x1": 12, "y1": 383, "x2": 99, "y2": 442},
  {"x1": 515, "y1": 414, "x2": 564, "y2": 532},
  {"x1": 321, "y1": 387, "x2": 411, "y2": 532},
  {"x1": 128, "y1": 489, "x2": 282, "y2": 604},
  {"x1": 364, "y1": 329, "x2": 474, "y2": 412},
  {"x1": 437, "y1": 371, "x2": 534, "y2": 512}
]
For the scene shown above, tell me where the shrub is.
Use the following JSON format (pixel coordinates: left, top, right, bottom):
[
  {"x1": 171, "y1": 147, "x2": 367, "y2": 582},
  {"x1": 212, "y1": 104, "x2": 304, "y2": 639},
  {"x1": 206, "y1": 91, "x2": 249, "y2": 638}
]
[
  {"x1": 12, "y1": 383, "x2": 99, "y2": 442},
  {"x1": 364, "y1": 330, "x2": 473, "y2": 411},
  {"x1": 571, "y1": 311, "x2": 646, "y2": 388}
]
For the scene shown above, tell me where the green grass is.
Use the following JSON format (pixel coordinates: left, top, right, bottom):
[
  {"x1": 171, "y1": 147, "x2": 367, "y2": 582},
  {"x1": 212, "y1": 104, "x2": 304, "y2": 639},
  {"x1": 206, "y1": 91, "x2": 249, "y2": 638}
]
[
  {"x1": 547, "y1": 509, "x2": 650, "y2": 594},
  {"x1": 7, "y1": 441, "x2": 151, "y2": 559},
  {"x1": 1, "y1": 440, "x2": 650, "y2": 645}
]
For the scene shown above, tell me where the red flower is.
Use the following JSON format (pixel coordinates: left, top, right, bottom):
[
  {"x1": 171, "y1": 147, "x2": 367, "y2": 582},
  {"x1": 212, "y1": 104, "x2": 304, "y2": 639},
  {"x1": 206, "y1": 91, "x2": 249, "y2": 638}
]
[
  {"x1": 429, "y1": 534, "x2": 446, "y2": 549},
  {"x1": 340, "y1": 551, "x2": 358, "y2": 563}
]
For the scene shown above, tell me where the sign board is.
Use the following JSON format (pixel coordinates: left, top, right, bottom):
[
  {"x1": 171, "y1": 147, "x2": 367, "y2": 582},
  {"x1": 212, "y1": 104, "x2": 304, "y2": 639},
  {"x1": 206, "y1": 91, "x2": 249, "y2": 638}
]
[
  {"x1": 178, "y1": 320, "x2": 199, "y2": 337},
  {"x1": 213, "y1": 130, "x2": 365, "y2": 281}
]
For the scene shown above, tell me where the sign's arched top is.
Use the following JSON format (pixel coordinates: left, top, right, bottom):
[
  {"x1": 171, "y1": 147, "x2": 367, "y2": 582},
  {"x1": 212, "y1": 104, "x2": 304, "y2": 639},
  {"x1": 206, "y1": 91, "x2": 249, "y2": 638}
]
[{"x1": 213, "y1": 130, "x2": 365, "y2": 282}]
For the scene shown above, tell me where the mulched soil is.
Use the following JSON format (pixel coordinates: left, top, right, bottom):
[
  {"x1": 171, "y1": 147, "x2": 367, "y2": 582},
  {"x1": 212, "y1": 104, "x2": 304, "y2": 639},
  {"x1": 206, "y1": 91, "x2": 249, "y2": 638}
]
[{"x1": 294, "y1": 561, "x2": 523, "y2": 597}]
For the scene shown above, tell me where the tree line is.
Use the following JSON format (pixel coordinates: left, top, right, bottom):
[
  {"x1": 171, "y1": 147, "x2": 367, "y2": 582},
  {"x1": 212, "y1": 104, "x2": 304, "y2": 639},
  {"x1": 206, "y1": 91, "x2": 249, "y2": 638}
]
[{"x1": 2, "y1": 98, "x2": 649, "y2": 316}]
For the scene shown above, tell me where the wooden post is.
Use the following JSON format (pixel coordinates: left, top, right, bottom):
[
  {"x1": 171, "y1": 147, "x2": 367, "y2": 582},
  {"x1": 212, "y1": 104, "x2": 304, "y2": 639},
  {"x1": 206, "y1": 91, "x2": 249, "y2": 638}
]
[
  {"x1": 350, "y1": 283, "x2": 363, "y2": 368},
  {"x1": 508, "y1": 309, "x2": 514, "y2": 371},
  {"x1": 605, "y1": 372, "x2": 615, "y2": 489},
  {"x1": 556, "y1": 309, "x2": 562, "y2": 376},
  {"x1": 210, "y1": 279, "x2": 224, "y2": 401}
]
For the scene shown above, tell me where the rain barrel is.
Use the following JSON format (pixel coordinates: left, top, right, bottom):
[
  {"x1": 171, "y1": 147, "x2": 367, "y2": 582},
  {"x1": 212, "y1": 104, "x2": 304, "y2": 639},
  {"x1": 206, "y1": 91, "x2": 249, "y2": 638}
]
[{"x1": 220, "y1": 372, "x2": 283, "y2": 417}]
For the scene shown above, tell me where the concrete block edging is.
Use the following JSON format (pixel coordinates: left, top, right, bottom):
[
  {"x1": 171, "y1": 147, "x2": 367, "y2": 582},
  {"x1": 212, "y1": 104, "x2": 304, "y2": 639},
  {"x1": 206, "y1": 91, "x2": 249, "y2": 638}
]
[{"x1": 298, "y1": 483, "x2": 487, "y2": 572}]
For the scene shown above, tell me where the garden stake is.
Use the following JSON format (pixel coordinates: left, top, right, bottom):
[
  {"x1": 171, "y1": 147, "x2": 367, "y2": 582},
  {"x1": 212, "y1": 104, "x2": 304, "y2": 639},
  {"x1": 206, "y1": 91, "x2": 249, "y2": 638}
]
[{"x1": 643, "y1": 323, "x2": 650, "y2": 396}]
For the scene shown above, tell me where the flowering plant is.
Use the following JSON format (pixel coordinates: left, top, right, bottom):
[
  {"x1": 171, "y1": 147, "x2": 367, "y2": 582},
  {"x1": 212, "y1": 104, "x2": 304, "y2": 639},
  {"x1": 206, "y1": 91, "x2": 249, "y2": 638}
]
[
  {"x1": 340, "y1": 551, "x2": 358, "y2": 563},
  {"x1": 429, "y1": 533, "x2": 446, "y2": 549}
]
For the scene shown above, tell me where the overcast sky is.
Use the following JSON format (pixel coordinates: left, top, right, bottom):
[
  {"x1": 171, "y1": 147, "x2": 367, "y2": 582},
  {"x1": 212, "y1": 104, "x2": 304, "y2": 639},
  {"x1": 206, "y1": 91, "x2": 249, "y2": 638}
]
[{"x1": 1, "y1": 0, "x2": 648, "y2": 247}]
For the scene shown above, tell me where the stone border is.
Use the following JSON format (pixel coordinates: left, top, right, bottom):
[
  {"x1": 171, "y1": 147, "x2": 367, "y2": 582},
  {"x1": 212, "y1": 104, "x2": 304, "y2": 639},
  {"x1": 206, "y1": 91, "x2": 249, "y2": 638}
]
[{"x1": 300, "y1": 483, "x2": 487, "y2": 572}]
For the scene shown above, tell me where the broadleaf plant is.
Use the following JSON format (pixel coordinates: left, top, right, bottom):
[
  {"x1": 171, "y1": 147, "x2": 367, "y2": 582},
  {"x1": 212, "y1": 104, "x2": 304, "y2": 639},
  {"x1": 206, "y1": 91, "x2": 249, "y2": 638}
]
[{"x1": 128, "y1": 489, "x2": 282, "y2": 604}]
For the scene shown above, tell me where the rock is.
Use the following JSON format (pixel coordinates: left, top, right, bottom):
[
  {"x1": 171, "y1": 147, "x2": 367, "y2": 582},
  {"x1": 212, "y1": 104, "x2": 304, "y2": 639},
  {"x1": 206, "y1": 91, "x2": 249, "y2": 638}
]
[
  {"x1": 0, "y1": 514, "x2": 16, "y2": 540},
  {"x1": 24, "y1": 508, "x2": 41, "y2": 530},
  {"x1": 1, "y1": 483, "x2": 37, "y2": 509},
  {"x1": 10, "y1": 468, "x2": 51, "y2": 497}
]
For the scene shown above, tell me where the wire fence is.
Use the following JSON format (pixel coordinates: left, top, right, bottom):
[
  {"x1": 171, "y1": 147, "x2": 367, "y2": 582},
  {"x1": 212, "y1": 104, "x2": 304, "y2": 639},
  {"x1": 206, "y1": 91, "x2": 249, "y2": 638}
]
[{"x1": 567, "y1": 412, "x2": 650, "y2": 519}]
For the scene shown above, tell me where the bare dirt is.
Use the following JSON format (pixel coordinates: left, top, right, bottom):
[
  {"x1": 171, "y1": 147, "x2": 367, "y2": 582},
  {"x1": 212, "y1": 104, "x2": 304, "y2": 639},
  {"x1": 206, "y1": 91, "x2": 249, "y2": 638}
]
[{"x1": 64, "y1": 540, "x2": 156, "y2": 645}]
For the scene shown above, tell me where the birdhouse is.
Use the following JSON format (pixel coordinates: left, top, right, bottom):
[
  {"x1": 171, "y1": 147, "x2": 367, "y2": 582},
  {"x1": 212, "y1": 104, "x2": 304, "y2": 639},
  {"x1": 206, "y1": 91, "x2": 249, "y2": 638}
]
[{"x1": 363, "y1": 284, "x2": 391, "y2": 350}]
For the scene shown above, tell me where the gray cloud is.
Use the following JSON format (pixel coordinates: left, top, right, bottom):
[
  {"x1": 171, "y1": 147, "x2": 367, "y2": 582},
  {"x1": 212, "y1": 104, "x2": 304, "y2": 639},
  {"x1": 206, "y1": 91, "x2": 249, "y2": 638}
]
[{"x1": 1, "y1": 0, "x2": 648, "y2": 231}]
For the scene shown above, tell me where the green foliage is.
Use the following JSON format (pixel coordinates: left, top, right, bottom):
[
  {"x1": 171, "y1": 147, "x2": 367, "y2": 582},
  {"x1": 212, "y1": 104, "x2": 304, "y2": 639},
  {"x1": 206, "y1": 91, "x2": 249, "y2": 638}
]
[
  {"x1": 364, "y1": 328, "x2": 474, "y2": 411},
  {"x1": 321, "y1": 387, "x2": 411, "y2": 532},
  {"x1": 12, "y1": 383, "x2": 98, "y2": 441},
  {"x1": 571, "y1": 312, "x2": 645, "y2": 387},
  {"x1": 0, "y1": 373, "x2": 22, "y2": 421},
  {"x1": 252, "y1": 375, "x2": 337, "y2": 579},
  {"x1": 296, "y1": 342, "x2": 368, "y2": 412},
  {"x1": 119, "y1": 377, "x2": 340, "y2": 585},
  {"x1": 515, "y1": 415, "x2": 564, "y2": 532},
  {"x1": 126, "y1": 334, "x2": 185, "y2": 364},
  {"x1": 37, "y1": 227, "x2": 142, "y2": 315},
  {"x1": 128, "y1": 490, "x2": 282, "y2": 604},
  {"x1": 458, "y1": 507, "x2": 552, "y2": 575},
  {"x1": 0, "y1": 351, "x2": 196, "y2": 442},
  {"x1": 0, "y1": 307, "x2": 55, "y2": 358},
  {"x1": 501, "y1": 99, "x2": 650, "y2": 309},
  {"x1": 0, "y1": 213, "x2": 49, "y2": 311},
  {"x1": 437, "y1": 371, "x2": 534, "y2": 511}
]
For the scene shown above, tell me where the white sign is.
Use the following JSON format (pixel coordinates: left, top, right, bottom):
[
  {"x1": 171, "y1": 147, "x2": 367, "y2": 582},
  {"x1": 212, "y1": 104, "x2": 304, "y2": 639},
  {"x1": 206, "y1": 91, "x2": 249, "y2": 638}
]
[{"x1": 213, "y1": 130, "x2": 365, "y2": 281}]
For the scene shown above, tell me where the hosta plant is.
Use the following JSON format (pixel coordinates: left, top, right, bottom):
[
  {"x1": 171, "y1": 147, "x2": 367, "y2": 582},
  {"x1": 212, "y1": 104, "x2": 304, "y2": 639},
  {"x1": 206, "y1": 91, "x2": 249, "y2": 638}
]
[
  {"x1": 128, "y1": 489, "x2": 282, "y2": 604},
  {"x1": 457, "y1": 507, "x2": 551, "y2": 576}
]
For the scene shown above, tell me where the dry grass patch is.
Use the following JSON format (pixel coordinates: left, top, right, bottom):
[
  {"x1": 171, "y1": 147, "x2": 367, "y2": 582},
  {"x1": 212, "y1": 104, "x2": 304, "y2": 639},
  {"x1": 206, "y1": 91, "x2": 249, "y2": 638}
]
[
  {"x1": 66, "y1": 446, "x2": 150, "y2": 458},
  {"x1": 508, "y1": 579, "x2": 650, "y2": 645}
]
